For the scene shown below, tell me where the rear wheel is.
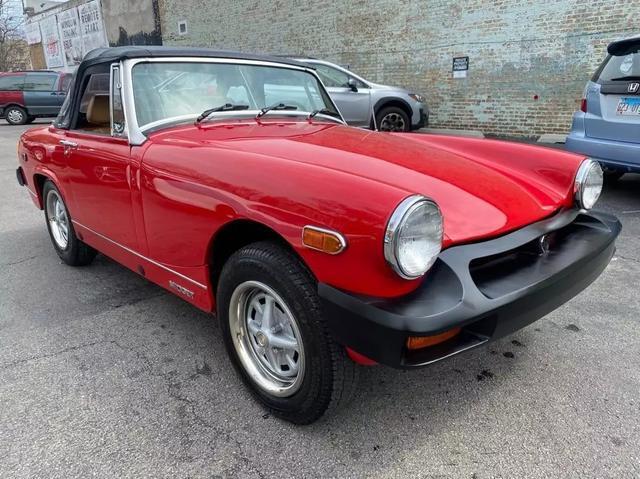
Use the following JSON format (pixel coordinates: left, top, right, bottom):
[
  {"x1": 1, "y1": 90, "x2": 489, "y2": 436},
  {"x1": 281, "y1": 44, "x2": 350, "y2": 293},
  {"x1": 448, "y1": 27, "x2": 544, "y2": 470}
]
[
  {"x1": 217, "y1": 241, "x2": 358, "y2": 424},
  {"x1": 376, "y1": 106, "x2": 410, "y2": 132},
  {"x1": 5, "y1": 106, "x2": 28, "y2": 125},
  {"x1": 43, "y1": 180, "x2": 97, "y2": 266}
]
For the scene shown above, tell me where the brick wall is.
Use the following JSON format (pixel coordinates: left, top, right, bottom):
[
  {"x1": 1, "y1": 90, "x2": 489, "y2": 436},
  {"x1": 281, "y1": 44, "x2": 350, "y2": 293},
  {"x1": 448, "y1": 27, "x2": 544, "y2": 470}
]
[{"x1": 158, "y1": 0, "x2": 639, "y2": 138}]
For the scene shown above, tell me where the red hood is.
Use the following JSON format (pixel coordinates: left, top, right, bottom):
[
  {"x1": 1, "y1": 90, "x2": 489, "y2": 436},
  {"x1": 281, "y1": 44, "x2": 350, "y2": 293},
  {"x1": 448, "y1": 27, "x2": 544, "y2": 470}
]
[{"x1": 150, "y1": 121, "x2": 584, "y2": 244}]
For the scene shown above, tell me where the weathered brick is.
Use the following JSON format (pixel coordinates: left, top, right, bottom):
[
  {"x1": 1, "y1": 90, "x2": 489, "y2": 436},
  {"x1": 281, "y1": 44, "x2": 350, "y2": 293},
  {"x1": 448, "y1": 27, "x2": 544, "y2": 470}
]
[{"x1": 157, "y1": 0, "x2": 639, "y2": 137}]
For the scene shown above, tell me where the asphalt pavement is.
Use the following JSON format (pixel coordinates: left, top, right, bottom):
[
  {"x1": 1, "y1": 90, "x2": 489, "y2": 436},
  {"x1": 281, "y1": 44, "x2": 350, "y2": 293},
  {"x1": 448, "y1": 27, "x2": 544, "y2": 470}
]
[{"x1": 1, "y1": 121, "x2": 638, "y2": 478}]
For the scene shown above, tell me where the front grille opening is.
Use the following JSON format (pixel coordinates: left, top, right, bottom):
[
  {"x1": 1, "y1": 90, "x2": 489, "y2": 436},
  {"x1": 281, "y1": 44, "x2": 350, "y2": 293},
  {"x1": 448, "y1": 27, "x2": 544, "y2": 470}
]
[{"x1": 468, "y1": 219, "x2": 593, "y2": 299}]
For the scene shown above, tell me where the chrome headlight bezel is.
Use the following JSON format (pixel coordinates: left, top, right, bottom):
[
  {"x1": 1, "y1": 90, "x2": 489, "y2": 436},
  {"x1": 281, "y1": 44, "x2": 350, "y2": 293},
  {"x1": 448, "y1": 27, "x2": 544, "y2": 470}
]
[
  {"x1": 384, "y1": 195, "x2": 443, "y2": 280},
  {"x1": 575, "y1": 158, "x2": 604, "y2": 210}
]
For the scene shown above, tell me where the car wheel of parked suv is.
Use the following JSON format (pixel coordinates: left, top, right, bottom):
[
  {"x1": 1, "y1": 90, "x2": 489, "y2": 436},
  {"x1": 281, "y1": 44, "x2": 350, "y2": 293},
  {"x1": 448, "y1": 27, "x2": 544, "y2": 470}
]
[
  {"x1": 217, "y1": 241, "x2": 359, "y2": 424},
  {"x1": 376, "y1": 106, "x2": 410, "y2": 132},
  {"x1": 43, "y1": 180, "x2": 97, "y2": 266},
  {"x1": 5, "y1": 106, "x2": 28, "y2": 125}
]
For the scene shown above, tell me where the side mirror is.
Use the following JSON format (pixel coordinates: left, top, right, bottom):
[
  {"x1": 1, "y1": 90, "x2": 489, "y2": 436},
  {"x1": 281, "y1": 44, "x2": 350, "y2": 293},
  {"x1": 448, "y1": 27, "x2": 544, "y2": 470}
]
[{"x1": 347, "y1": 78, "x2": 358, "y2": 92}]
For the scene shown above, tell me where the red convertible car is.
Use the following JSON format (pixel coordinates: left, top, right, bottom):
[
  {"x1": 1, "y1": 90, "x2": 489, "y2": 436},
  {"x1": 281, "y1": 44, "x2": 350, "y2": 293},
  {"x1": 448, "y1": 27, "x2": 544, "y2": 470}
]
[{"x1": 17, "y1": 47, "x2": 620, "y2": 424}]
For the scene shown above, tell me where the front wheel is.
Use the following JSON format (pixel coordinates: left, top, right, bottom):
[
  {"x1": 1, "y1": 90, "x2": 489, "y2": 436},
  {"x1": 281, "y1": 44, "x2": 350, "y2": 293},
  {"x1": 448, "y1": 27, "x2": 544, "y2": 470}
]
[
  {"x1": 376, "y1": 106, "x2": 410, "y2": 132},
  {"x1": 217, "y1": 241, "x2": 358, "y2": 424}
]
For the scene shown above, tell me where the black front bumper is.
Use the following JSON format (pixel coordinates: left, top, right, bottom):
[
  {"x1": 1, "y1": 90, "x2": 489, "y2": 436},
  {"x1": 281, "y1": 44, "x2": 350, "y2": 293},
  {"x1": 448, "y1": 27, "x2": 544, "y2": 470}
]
[
  {"x1": 411, "y1": 108, "x2": 428, "y2": 130},
  {"x1": 320, "y1": 210, "x2": 621, "y2": 368}
]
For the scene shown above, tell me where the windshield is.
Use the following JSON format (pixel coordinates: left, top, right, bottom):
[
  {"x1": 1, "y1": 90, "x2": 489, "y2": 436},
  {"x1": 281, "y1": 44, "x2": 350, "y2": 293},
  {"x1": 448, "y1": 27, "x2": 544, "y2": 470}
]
[
  {"x1": 131, "y1": 61, "x2": 339, "y2": 128},
  {"x1": 596, "y1": 51, "x2": 640, "y2": 82}
]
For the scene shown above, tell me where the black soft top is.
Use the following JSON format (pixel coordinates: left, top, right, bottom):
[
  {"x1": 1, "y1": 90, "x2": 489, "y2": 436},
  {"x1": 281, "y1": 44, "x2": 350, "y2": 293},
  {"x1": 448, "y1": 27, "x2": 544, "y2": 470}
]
[
  {"x1": 81, "y1": 46, "x2": 311, "y2": 71},
  {"x1": 54, "y1": 46, "x2": 313, "y2": 129}
]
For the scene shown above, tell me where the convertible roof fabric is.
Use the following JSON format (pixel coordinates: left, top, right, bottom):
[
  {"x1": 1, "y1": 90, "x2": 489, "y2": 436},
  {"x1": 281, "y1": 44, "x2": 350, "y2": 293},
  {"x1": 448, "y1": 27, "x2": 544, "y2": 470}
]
[
  {"x1": 54, "y1": 46, "x2": 313, "y2": 129},
  {"x1": 81, "y1": 46, "x2": 312, "y2": 69}
]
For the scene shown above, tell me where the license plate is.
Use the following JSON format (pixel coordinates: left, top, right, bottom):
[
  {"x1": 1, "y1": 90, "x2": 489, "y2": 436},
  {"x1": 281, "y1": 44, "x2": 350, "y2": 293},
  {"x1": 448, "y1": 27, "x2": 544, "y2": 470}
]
[{"x1": 616, "y1": 97, "x2": 640, "y2": 116}]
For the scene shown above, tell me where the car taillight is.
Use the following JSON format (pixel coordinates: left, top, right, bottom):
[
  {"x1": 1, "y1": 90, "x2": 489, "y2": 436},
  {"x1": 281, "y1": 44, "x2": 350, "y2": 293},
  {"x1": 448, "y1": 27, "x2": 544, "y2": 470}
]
[{"x1": 580, "y1": 98, "x2": 587, "y2": 113}]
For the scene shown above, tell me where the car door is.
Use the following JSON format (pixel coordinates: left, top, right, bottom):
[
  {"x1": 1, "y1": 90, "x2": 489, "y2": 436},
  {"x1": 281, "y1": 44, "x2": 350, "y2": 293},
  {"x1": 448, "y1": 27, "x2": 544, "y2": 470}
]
[
  {"x1": 0, "y1": 74, "x2": 25, "y2": 112},
  {"x1": 59, "y1": 67, "x2": 138, "y2": 250},
  {"x1": 311, "y1": 62, "x2": 371, "y2": 126},
  {"x1": 22, "y1": 73, "x2": 63, "y2": 115}
]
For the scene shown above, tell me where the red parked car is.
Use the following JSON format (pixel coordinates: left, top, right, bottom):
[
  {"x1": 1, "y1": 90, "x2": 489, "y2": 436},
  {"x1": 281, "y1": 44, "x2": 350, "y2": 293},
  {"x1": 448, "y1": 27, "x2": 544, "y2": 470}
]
[
  {"x1": 16, "y1": 47, "x2": 620, "y2": 424},
  {"x1": 0, "y1": 70, "x2": 71, "y2": 125}
]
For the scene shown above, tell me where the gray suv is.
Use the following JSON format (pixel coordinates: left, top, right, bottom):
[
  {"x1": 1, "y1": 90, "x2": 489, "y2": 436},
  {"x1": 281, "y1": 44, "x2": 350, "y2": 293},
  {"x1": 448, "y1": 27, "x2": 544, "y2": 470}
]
[
  {"x1": 566, "y1": 36, "x2": 640, "y2": 179},
  {"x1": 292, "y1": 58, "x2": 428, "y2": 131}
]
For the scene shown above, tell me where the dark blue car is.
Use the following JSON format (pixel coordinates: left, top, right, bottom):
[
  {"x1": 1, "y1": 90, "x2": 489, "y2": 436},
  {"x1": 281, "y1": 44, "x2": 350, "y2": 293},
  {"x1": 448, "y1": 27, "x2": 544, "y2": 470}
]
[{"x1": 566, "y1": 36, "x2": 640, "y2": 180}]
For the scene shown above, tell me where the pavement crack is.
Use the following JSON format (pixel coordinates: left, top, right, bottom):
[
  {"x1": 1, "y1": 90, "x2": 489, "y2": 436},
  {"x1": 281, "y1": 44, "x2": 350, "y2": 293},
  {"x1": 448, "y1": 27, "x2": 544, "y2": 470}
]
[
  {"x1": 3, "y1": 255, "x2": 40, "y2": 266},
  {"x1": 0, "y1": 340, "x2": 118, "y2": 370},
  {"x1": 614, "y1": 254, "x2": 640, "y2": 265}
]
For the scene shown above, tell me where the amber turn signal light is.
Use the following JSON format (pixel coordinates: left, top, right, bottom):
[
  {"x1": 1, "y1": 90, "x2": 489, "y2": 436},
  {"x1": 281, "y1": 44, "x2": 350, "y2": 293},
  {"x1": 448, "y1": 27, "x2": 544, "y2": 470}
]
[
  {"x1": 302, "y1": 226, "x2": 346, "y2": 254},
  {"x1": 406, "y1": 327, "x2": 461, "y2": 351}
]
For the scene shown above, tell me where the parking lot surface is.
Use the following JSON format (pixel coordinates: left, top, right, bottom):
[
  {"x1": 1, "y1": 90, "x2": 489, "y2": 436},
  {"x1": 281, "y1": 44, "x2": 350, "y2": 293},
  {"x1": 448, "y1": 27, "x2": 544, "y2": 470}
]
[{"x1": 1, "y1": 122, "x2": 638, "y2": 478}]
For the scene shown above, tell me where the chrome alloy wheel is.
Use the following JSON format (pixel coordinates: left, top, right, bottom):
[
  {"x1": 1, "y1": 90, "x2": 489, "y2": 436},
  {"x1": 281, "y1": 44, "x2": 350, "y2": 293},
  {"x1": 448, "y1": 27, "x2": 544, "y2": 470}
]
[
  {"x1": 7, "y1": 109, "x2": 24, "y2": 124},
  {"x1": 229, "y1": 281, "x2": 305, "y2": 397},
  {"x1": 380, "y1": 112, "x2": 406, "y2": 131},
  {"x1": 46, "y1": 189, "x2": 69, "y2": 249}
]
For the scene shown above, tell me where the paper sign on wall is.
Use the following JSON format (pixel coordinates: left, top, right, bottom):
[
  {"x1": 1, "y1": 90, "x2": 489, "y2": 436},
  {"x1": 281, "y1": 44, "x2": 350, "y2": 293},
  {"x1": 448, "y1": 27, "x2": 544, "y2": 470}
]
[
  {"x1": 57, "y1": 7, "x2": 83, "y2": 66},
  {"x1": 24, "y1": 21, "x2": 41, "y2": 45},
  {"x1": 40, "y1": 16, "x2": 64, "y2": 68},
  {"x1": 78, "y1": 0, "x2": 108, "y2": 55}
]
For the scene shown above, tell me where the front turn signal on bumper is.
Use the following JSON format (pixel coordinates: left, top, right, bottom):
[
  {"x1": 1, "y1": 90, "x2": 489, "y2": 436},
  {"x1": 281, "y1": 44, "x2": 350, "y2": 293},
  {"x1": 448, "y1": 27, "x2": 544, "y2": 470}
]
[{"x1": 406, "y1": 327, "x2": 461, "y2": 351}]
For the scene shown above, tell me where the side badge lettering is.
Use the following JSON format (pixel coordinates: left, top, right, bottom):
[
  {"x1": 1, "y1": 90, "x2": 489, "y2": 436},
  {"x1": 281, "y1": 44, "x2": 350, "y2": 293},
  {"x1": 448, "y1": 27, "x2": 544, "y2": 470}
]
[{"x1": 169, "y1": 280, "x2": 195, "y2": 299}]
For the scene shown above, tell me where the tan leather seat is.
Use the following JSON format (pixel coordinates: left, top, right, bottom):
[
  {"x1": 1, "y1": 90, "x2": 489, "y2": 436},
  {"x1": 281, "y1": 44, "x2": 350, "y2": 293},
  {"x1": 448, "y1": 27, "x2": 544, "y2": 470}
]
[{"x1": 86, "y1": 94, "x2": 110, "y2": 133}]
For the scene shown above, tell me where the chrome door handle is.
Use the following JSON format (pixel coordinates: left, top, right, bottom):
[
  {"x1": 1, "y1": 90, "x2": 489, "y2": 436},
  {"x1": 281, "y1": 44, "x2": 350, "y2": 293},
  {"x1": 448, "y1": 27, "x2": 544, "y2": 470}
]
[{"x1": 59, "y1": 140, "x2": 78, "y2": 148}]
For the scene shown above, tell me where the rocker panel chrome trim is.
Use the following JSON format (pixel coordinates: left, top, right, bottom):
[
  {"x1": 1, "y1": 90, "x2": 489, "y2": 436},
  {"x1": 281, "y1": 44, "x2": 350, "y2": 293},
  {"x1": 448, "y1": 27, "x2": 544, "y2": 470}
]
[{"x1": 71, "y1": 219, "x2": 208, "y2": 290}]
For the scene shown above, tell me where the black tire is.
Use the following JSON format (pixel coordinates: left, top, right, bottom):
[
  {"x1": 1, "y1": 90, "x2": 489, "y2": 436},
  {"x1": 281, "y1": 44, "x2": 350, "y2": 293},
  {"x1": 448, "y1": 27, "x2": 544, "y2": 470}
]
[
  {"x1": 376, "y1": 106, "x2": 410, "y2": 132},
  {"x1": 25, "y1": 116, "x2": 36, "y2": 124},
  {"x1": 5, "y1": 106, "x2": 28, "y2": 125},
  {"x1": 42, "y1": 180, "x2": 97, "y2": 266},
  {"x1": 217, "y1": 241, "x2": 359, "y2": 424}
]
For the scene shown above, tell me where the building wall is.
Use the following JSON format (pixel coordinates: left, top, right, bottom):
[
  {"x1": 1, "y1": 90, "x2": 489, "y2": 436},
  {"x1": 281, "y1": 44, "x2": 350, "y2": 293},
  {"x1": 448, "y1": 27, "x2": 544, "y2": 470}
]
[
  {"x1": 102, "y1": 0, "x2": 162, "y2": 46},
  {"x1": 158, "y1": 0, "x2": 639, "y2": 138},
  {"x1": 24, "y1": 0, "x2": 162, "y2": 72}
]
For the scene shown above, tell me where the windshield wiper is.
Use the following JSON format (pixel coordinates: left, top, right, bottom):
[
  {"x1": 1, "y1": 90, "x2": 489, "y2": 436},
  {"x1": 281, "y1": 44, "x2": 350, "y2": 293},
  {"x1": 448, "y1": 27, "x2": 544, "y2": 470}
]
[
  {"x1": 256, "y1": 103, "x2": 298, "y2": 119},
  {"x1": 195, "y1": 103, "x2": 249, "y2": 123},
  {"x1": 610, "y1": 75, "x2": 640, "y2": 81},
  {"x1": 308, "y1": 108, "x2": 342, "y2": 120}
]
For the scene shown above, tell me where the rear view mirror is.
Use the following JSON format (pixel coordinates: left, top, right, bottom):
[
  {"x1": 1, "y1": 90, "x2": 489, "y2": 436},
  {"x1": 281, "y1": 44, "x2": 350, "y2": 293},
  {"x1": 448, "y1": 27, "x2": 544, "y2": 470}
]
[{"x1": 347, "y1": 78, "x2": 358, "y2": 92}]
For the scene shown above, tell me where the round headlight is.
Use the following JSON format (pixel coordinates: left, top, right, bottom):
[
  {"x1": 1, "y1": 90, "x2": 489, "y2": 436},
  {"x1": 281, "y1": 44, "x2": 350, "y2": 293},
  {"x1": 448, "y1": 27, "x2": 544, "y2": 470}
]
[
  {"x1": 384, "y1": 195, "x2": 443, "y2": 279},
  {"x1": 575, "y1": 159, "x2": 603, "y2": 210}
]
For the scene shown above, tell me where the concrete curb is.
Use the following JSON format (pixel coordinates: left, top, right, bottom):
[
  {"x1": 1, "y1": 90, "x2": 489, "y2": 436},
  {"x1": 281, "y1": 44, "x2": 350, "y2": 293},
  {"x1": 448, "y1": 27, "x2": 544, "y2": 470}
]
[
  {"x1": 537, "y1": 134, "x2": 567, "y2": 144},
  {"x1": 416, "y1": 128, "x2": 485, "y2": 139}
]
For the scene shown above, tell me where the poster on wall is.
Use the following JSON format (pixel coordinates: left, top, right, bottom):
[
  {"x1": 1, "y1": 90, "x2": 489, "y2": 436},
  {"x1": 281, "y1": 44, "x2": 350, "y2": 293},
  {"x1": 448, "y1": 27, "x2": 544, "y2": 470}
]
[
  {"x1": 24, "y1": 22, "x2": 41, "y2": 45},
  {"x1": 78, "y1": 0, "x2": 108, "y2": 55},
  {"x1": 40, "y1": 16, "x2": 64, "y2": 68},
  {"x1": 57, "y1": 8, "x2": 83, "y2": 66}
]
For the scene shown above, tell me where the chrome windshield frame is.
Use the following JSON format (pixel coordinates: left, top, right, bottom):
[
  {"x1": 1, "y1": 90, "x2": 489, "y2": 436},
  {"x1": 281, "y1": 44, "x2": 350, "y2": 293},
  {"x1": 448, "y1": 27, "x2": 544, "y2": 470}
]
[{"x1": 121, "y1": 56, "x2": 346, "y2": 145}]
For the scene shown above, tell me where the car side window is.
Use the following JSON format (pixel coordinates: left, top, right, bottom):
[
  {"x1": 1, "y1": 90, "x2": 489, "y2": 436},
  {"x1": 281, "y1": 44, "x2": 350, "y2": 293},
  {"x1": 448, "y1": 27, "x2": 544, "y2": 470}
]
[
  {"x1": 60, "y1": 75, "x2": 72, "y2": 92},
  {"x1": 74, "y1": 72, "x2": 111, "y2": 135},
  {"x1": 313, "y1": 64, "x2": 368, "y2": 90},
  {"x1": 23, "y1": 75, "x2": 57, "y2": 91},
  {"x1": 0, "y1": 75, "x2": 25, "y2": 91},
  {"x1": 314, "y1": 64, "x2": 350, "y2": 88}
]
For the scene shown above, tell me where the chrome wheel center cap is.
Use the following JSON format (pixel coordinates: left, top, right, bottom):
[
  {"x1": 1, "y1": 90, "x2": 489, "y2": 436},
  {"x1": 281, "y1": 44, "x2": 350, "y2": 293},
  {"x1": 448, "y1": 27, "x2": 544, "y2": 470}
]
[{"x1": 255, "y1": 332, "x2": 268, "y2": 347}]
